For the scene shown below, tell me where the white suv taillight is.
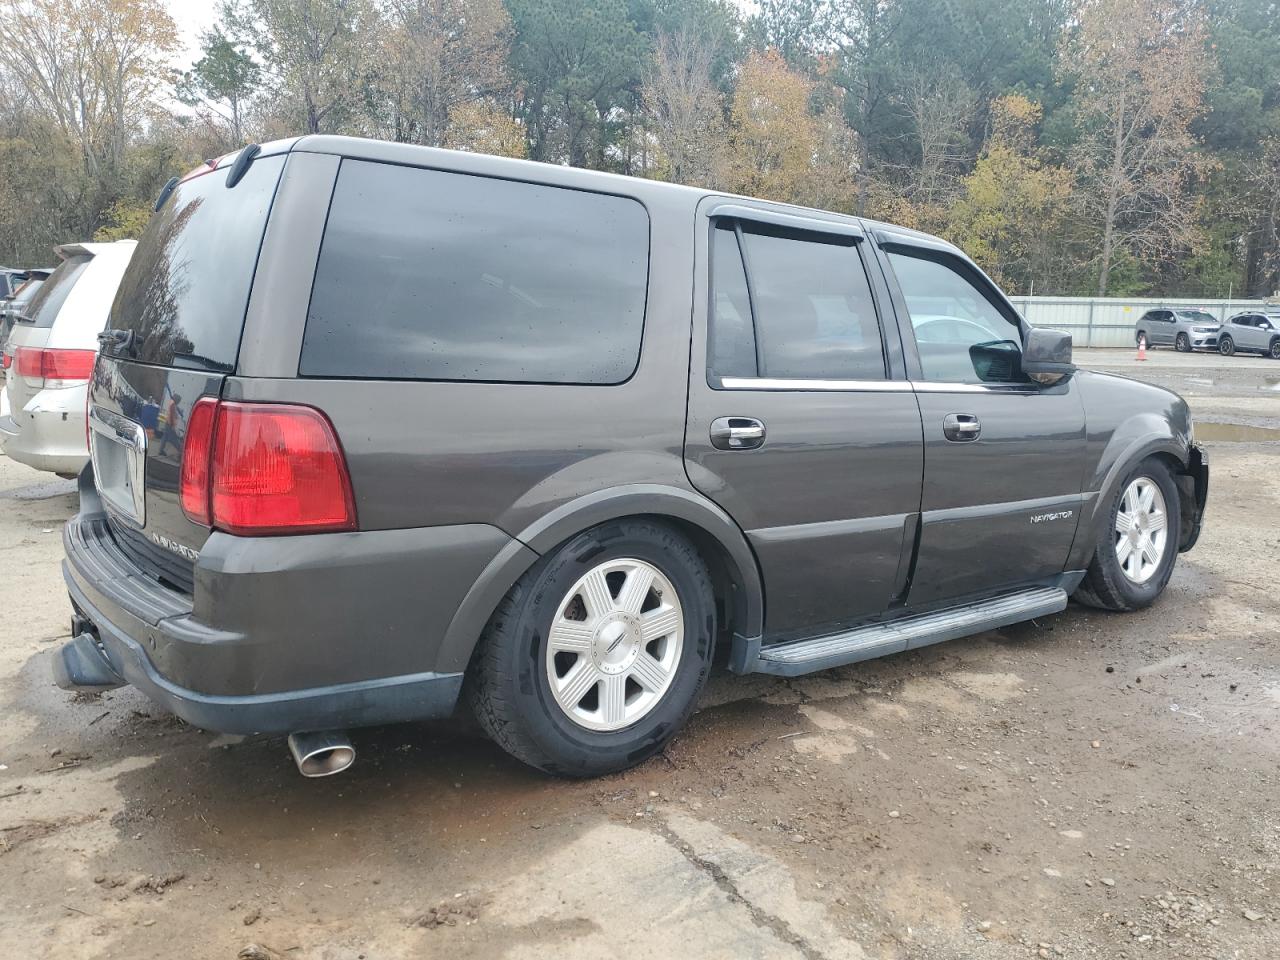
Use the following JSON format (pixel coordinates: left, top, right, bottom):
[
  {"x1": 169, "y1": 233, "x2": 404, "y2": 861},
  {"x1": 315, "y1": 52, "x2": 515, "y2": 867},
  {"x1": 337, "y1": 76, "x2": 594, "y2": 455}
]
[{"x1": 15, "y1": 347, "x2": 96, "y2": 389}]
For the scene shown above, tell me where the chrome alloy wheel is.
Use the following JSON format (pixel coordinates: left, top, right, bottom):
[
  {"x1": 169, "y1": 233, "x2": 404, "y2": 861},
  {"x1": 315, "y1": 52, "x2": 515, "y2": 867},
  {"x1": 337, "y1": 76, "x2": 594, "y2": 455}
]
[
  {"x1": 545, "y1": 558, "x2": 684, "y2": 732},
  {"x1": 1115, "y1": 477, "x2": 1169, "y2": 584}
]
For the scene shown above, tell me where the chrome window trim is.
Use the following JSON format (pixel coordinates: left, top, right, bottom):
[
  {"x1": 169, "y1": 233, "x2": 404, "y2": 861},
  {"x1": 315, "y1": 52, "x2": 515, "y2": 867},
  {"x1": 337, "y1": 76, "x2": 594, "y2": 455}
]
[
  {"x1": 716, "y1": 376, "x2": 911, "y2": 392},
  {"x1": 714, "y1": 376, "x2": 1039, "y2": 395},
  {"x1": 909, "y1": 381, "x2": 1039, "y2": 395}
]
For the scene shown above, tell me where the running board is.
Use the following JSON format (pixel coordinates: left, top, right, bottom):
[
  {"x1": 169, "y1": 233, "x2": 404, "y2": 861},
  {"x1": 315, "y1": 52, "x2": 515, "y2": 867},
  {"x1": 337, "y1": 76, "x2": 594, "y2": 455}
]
[{"x1": 752, "y1": 586, "x2": 1068, "y2": 677}]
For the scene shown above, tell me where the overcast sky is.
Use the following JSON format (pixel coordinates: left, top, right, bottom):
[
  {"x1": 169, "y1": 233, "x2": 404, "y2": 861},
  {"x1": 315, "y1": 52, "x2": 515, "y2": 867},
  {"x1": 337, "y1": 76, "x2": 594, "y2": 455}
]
[{"x1": 167, "y1": 0, "x2": 218, "y2": 65}]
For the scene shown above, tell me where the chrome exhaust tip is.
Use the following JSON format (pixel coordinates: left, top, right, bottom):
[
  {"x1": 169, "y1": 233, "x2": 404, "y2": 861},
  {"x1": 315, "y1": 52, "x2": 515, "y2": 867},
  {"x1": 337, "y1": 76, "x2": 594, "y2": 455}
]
[{"x1": 287, "y1": 730, "x2": 355, "y2": 778}]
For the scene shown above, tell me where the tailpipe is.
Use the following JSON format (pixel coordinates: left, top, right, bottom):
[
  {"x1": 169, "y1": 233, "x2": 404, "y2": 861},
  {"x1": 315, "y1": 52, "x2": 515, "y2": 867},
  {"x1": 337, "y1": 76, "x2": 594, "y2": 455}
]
[{"x1": 287, "y1": 730, "x2": 355, "y2": 778}]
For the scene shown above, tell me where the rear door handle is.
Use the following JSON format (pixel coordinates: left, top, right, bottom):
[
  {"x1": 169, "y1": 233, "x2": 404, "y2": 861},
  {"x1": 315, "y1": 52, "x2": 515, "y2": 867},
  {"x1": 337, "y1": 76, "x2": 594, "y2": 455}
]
[
  {"x1": 943, "y1": 413, "x2": 981, "y2": 442},
  {"x1": 710, "y1": 417, "x2": 766, "y2": 450}
]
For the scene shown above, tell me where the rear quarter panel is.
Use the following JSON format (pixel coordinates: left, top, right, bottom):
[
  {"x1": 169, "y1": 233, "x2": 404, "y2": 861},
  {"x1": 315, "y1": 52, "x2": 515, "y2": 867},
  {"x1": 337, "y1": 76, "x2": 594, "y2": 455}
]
[{"x1": 231, "y1": 147, "x2": 703, "y2": 542}]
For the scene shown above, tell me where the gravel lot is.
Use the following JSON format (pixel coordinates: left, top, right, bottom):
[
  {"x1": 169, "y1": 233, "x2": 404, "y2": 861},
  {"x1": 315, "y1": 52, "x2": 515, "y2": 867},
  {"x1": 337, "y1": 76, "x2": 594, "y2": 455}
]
[{"x1": 1, "y1": 347, "x2": 1277, "y2": 960}]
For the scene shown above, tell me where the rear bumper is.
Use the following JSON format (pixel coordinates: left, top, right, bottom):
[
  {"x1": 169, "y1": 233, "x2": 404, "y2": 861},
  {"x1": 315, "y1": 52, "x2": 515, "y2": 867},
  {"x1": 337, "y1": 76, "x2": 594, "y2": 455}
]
[
  {"x1": 0, "y1": 384, "x2": 89, "y2": 474},
  {"x1": 57, "y1": 474, "x2": 510, "y2": 734},
  {"x1": 57, "y1": 575, "x2": 464, "y2": 734}
]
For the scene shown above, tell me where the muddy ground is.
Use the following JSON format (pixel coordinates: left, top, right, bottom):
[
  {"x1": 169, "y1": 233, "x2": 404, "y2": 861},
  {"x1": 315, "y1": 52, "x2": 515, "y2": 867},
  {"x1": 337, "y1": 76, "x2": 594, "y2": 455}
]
[{"x1": 0, "y1": 348, "x2": 1276, "y2": 960}]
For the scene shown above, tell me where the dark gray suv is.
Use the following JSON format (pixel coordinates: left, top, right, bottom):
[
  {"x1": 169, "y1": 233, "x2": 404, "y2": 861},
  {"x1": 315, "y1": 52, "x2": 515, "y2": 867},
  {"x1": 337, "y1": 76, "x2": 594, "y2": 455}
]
[{"x1": 55, "y1": 137, "x2": 1208, "y2": 778}]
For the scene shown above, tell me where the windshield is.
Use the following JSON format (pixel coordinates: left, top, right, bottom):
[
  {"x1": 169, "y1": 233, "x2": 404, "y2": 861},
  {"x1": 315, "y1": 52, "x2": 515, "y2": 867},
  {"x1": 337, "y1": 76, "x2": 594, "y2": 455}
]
[
  {"x1": 104, "y1": 154, "x2": 285, "y2": 372},
  {"x1": 1174, "y1": 311, "x2": 1217, "y2": 325},
  {"x1": 20, "y1": 255, "x2": 92, "y2": 327}
]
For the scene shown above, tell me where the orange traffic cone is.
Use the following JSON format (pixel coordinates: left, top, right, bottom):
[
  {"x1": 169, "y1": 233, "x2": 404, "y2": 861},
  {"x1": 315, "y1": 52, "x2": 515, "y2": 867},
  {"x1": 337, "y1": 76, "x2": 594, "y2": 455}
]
[{"x1": 1136, "y1": 335, "x2": 1147, "y2": 361}]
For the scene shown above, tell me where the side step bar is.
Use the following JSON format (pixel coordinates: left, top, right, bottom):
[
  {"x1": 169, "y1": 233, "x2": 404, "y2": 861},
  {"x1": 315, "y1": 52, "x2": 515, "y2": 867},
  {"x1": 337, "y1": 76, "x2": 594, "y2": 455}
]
[{"x1": 752, "y1": 586, "x2": 1068, "y2": 677}]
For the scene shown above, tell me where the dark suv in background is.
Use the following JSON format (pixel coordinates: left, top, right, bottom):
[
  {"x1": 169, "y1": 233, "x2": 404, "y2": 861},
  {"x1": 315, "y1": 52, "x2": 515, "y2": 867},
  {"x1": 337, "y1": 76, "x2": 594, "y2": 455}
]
[{"x1": 54, "y1": 137, "x2": 1208, "y2": 778}]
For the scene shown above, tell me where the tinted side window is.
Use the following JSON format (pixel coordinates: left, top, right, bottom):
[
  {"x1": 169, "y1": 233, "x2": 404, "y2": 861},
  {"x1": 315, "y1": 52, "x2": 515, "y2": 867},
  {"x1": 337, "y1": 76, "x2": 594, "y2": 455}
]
[
  {"x1": 301, "y1": 161, "x2": 649, "y2": 384},
  {"x1": 709, "y1": 222, "x2": 885, "y2": 382},
  {"x1": 886, "y1": 248, "x2": 1025, "y2": 384},
  {"x1": 708, "y1": 224, "x2": 756, "y2": 378},
  {"x1": 24, "y1": 255, "x2": 91, "y2": 328}
]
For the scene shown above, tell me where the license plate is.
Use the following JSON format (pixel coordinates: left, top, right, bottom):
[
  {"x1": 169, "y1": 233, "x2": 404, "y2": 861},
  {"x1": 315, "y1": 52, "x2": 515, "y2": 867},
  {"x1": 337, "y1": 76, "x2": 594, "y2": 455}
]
[{"x1": 88, "y1": 406, "x2": 146, "y2": 524}]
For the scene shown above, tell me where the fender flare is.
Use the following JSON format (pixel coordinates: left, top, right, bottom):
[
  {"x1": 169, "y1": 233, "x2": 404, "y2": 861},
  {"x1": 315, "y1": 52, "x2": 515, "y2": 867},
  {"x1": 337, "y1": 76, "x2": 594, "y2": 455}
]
[
  {"x1": 1069, "y1": 430, "x2": 1190, "y2": 569},
  {"x1": 434, "y1": 484, "x2": 765, "y2": 674}
]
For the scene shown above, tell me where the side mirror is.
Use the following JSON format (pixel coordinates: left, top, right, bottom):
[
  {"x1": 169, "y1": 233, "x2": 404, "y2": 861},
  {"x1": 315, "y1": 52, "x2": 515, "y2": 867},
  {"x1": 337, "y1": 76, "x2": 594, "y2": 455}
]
[{"x1": 1022, "y1": 327, "x2": 1075, "y2": 385}]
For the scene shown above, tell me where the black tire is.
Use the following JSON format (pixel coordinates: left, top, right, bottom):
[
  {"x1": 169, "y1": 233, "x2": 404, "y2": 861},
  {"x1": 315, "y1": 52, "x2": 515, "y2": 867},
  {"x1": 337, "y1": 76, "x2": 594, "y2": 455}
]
[
  {"x1": 466, "y1": 519, "x2": 715, "y2": 777},
  {"x1": 1074, "y1": 457, "x2": 1181, "y2": 612},
  {"x1": 1219, "y1": 335, "x2": 1235, "y2": 357},
  {"x1": 1270, "y1": 338, "x2": 1280, "y2": 360},
  {"x1": 1175, "y1": 332, "x2": 1190, "y2": 352}
]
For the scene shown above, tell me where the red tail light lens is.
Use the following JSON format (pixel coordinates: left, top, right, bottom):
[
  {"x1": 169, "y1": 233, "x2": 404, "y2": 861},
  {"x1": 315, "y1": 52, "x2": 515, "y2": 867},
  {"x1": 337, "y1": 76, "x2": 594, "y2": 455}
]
[
  {"x1": 179, "y1": 400, "x2": 356, "y2": 536},
  {"x1": 2, "y1": 352, "x2": 11, "y2": 370},
  {"x1": 15, "y1": 347, "x2": 96, "y2": 387},
  {"x1": 179, "y1": 398, "x2": 219, "y2": 526}
]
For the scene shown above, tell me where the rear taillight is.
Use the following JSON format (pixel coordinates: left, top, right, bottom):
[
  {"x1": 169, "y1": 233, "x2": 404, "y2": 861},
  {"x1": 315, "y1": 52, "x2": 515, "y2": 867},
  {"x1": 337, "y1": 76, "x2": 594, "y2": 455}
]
[
  {"x1": 15, "y1": 347, "x2": 96, "y2": 388},
  {"x1": 179, "y1": 398, "x2": 219, "y2": 526},
  {"x1": 2, "y1": 351, "x2": 11, "y2": 370},
  {"x1": 179, "y1": 400, "x2": 356, "y2": 536}
]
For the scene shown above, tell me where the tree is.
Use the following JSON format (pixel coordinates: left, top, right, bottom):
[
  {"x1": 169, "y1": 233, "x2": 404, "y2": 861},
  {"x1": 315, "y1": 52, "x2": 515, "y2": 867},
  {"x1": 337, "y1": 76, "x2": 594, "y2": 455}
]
[
  {"x1": 0, "y1": 0, "x2": 177, "y2": 178},
  {"x1": 725, "y1": 49, "x2": 856, "y2": 209},
  {"x1": 1062, "y1": 0, "x2": 1211, "y2": 295},
  {"x1": 642, "y1": 28, "x2": 727, "y2": 187},
  {"x1": 378, "y1": 0, "x2": 512, "y2": 147},
  {"x1": 443, "y1": 100, "x2": 526, "y2": 156},
  {"x1": 947, "y1": 95, "x2": 1075, "y2": 293},
  {"x1": 232, "y1": 0, "x2": 375, "y2": 134},
  {"x1": 177, "y1": 28, "x2": 262, "y2": 146},
  {"x1": 506, "y1": 0, "x2": 646, "y2": 167}
]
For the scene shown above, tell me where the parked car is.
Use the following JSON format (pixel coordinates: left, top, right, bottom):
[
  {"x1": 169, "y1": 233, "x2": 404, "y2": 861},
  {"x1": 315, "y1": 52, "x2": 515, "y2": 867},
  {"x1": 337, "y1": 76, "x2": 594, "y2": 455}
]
[
  {"x1": 54, "y1": 138, "x2": 1208, "y2": 779},
  {"x1": 0, "y1": 242, "x2": 136, "y2": 476},
  {"x1": 1134, "y1": 308, "x2": 1221, "y2": 352},
  {"x1": 0, "y1": 267, "x2": 30, "y2": 299},
  {"x1": 0, "y1": 268, "x2": 52, "y2": 354},
  {"x1": 1217, "y1": 311, "x2": 1280, "y2": 358}
]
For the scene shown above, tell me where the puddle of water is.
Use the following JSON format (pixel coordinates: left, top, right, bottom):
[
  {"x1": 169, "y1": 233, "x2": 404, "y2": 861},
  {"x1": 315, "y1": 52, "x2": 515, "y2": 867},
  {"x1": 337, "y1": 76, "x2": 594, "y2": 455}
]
[{"x1": 1195, "y1": 422, "x2": 1280, "y2": 442}]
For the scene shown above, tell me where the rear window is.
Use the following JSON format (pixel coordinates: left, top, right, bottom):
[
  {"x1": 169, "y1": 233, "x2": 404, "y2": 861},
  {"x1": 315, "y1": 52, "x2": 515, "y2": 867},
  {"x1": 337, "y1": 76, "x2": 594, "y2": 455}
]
[
  {"x1": 300, "y1": 160, "x2": 649, "y2": 384},
  {"x1": 21, "y1": 255, "x2": 91, "y2": 328},
  {"x1": 105, "y1": 154, "x2": 286, "y2": 372}
]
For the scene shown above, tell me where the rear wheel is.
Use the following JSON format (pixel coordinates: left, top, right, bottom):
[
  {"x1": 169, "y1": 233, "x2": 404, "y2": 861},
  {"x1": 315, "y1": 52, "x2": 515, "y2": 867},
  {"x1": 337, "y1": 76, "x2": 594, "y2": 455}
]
[
  {"x1": 1175, "y1": 332, "x2": 1190, "y2": 352},
  {"x1": 466, "y1": 519, "x2": 715, "y2": 777},
  {"x1": 1074, "y1": 457, "x2": 1180, "y2": 612},
  {"x1": 1219, "y1": 335, "x2": 1235, "y2": 356}
]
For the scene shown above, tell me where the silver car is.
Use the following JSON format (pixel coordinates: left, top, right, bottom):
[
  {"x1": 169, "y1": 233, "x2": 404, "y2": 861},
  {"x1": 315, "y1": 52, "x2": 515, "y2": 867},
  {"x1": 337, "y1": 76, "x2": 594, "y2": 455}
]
[
  {"x1": 1134, "y1": 308, "x2": 1221, "y2": 352},
  {"x1": 1218, "y1": 311, "x2": 1280, "y2": 359}
]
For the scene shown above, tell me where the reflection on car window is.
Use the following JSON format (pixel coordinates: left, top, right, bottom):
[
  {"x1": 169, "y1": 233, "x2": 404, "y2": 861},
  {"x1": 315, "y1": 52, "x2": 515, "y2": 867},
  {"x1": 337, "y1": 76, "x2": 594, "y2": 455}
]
[{"x1": 886, "y1": 250, "x2": 1024, "y2": 384}]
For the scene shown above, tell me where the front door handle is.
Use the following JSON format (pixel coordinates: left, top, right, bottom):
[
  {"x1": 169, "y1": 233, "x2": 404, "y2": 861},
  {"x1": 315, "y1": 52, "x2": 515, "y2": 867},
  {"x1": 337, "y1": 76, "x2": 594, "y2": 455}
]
[
  {"x1": 943, "y1": 413, "x2": 981, "y2": 442},
  {"x1": 710, "y1": 417, "x2": 766, "y2": 450}
]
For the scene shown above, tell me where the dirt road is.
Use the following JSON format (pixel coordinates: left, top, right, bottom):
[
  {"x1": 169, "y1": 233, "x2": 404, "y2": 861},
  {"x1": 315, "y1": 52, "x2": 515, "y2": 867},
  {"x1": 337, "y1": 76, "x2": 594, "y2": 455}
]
[{"x1": 1, "y1": 349, "x2": 1276, "y2": 959}]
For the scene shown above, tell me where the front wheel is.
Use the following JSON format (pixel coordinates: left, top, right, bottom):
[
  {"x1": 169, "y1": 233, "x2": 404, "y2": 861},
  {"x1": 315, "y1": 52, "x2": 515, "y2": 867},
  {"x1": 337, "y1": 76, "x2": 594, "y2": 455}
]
[
  {"x1": 1175, "y1": 333, "x2": 1190, "y2": 352},
  {"x1": 1270, "y1": 339, "x2": 1280, "y2": 360},
  {"x1": 1219, "y1": 336, "x2": 1235, "y2": 357},
  {"x1": 466, "y1": 519, "x2": 715, "y2": 777},
  {"x1": 1074, "y1": 457, "x2": 1181, "y2": 612}
]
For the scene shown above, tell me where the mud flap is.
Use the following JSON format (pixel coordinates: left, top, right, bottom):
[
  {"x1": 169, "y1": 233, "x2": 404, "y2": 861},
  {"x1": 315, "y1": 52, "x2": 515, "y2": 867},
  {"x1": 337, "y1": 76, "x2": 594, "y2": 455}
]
[{"x1": 1177, "y1": 444, "x2": 1208, "y2": 553}]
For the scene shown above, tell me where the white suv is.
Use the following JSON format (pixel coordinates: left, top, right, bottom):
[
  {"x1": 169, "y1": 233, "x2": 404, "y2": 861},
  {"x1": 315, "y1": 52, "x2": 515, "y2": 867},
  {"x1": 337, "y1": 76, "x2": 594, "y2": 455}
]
[{"x1": 0, "y1": 241, "x2": 136, "y2": 476}]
